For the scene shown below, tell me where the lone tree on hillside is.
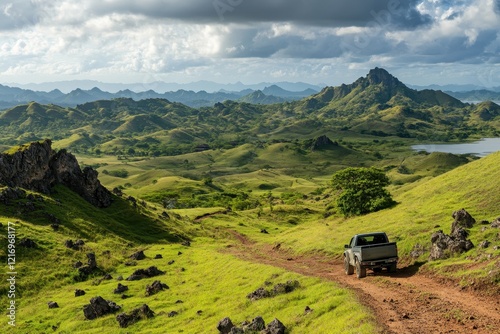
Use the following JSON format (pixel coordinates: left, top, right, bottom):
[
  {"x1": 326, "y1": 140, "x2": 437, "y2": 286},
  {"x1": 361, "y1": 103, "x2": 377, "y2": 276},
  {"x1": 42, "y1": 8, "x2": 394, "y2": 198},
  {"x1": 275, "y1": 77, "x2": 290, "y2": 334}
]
[{"x1": 331, "y1": 167, "x2": 395, "y2": 217}]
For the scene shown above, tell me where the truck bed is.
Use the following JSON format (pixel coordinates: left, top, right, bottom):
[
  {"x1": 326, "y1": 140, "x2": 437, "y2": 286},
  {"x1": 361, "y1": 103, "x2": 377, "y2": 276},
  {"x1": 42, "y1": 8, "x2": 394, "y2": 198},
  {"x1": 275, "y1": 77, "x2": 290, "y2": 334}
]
[{"x1": 358, "y1": 242, "x2": 397, "y2": 262}]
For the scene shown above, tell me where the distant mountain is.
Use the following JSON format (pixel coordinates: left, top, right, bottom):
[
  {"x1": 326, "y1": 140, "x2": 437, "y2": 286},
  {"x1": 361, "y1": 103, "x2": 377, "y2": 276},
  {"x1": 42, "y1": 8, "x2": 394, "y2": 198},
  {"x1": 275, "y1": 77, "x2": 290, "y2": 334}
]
[
  {"x1": 238, "y1": 90, "x2": 286, "y2": 104},
  {"x1": 8, "y1": 80, "x2": 323, "y2": 94},
  {"x1": 1, "y1": 68, "x2": 498, "y2": 152},
  {"x1": 0, "y1": 83, "x2": 318, "y2": 110},
  {"x1": 408, "y1": 84, "x2": 491, "y2": 92},
  {"x1": 445, "y1": 90, "x2": 500, "y2": 103}
]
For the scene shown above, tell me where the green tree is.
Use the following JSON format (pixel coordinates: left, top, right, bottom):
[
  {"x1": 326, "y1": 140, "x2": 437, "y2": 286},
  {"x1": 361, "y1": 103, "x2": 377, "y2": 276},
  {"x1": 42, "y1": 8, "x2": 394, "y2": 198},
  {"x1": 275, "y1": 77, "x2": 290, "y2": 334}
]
[{"x1": 331, "y1": 167, "x2": 395, "y2": 217}]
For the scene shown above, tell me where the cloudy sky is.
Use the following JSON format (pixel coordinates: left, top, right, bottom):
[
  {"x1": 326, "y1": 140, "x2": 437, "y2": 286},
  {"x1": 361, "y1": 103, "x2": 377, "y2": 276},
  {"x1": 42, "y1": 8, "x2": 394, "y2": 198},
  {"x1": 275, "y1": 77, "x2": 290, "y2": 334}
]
[{"x1": 1, "y1": 0, "x2": 499, "y2": 88}]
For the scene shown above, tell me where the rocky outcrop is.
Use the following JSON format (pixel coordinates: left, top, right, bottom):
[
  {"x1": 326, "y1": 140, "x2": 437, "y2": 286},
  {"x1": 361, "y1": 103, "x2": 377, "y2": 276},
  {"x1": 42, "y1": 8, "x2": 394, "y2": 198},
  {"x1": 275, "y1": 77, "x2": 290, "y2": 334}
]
[
  {"x1": 429, "y1": 209, "x2": 475, "y2": 260},
  {"x1": 0, "y1": 140, "x2": 112, "y2": 207},
  {"x1": 311, "y1": 135, "x2": 338, "y2": 151}
]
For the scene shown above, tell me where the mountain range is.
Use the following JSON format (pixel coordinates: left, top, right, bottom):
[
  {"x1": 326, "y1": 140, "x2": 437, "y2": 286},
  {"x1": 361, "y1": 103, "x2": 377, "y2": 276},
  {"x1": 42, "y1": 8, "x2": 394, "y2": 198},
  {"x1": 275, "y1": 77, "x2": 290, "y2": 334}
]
[
  {"x1": 0, "y1": 83, "x2": 318, "y2": 110},
  {"x1": 1, "y1": 67, "x2": 499, "y2": 157}
]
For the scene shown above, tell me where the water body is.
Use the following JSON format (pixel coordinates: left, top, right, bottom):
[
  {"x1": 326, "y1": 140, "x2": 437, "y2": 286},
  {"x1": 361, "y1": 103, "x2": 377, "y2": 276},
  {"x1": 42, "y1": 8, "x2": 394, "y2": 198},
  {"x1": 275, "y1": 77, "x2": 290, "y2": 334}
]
[{"x1": 412, "y1": 138, "x2": 500, "y2": 157}]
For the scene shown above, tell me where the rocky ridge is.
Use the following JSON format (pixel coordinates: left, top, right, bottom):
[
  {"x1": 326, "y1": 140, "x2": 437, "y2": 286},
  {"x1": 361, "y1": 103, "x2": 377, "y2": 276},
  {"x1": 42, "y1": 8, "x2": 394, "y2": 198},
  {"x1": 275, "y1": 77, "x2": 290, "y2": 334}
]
[{"x1": 0, "y1": 139, "x2": 111, "y2": 207}]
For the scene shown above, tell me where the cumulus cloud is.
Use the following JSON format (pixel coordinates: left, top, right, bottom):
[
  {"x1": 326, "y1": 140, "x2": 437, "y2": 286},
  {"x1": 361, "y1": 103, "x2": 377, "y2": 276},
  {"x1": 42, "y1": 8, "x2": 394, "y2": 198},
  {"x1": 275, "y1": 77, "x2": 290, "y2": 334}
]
[{"x1": 0, "y1": 0, "x2": 498, "y2": 86}]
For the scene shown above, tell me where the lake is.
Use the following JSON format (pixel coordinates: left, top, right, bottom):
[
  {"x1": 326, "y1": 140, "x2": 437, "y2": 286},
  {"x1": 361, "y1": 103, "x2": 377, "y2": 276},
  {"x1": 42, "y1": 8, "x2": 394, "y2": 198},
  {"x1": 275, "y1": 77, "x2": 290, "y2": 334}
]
[{"x1": 412, "y1": 138, "x2": 500, "y2": 157}]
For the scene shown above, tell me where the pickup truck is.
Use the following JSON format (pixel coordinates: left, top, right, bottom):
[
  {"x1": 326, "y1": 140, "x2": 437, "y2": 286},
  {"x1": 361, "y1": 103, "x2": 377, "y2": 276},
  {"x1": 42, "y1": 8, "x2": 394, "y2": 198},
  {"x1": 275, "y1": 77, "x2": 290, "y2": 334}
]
[{"x1": 343, "y1": 232, "x2": 398, "y2": 278}]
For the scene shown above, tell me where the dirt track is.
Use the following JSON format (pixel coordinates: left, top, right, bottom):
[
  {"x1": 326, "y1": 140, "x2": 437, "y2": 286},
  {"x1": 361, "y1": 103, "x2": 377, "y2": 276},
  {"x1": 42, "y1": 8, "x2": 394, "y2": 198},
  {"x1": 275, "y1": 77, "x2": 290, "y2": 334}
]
[{"x1": 224, "y1": 231, "x2": 500, "y2": 334}]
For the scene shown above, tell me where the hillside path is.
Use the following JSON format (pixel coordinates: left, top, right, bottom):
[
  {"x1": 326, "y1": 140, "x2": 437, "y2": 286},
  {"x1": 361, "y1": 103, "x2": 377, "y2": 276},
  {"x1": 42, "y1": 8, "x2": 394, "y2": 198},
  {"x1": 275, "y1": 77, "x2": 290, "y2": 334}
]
[{"x1": 223, "y1": 231, "x2": 500, "y2": 334}]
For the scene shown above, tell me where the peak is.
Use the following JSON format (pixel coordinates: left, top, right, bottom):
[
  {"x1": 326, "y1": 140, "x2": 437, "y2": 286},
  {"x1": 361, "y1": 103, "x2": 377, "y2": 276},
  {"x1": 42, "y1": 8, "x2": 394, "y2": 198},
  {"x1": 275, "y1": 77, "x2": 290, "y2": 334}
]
[{"x1": 366, "y1": 67, "x2": 397, "y2": 84}]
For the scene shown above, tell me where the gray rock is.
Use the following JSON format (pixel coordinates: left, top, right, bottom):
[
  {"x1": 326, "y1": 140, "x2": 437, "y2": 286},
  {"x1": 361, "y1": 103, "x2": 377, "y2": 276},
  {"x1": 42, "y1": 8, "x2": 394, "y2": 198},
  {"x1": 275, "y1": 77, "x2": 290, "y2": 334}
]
[
  {"x1": 145, "y1": 280, "x2": 169, "y2": 296},
  {"x1": 262, "y1": 318, "x2": 286, "y2": 334},
  {"x1": 217, "y1": 317, "x2": 234, "y2": 334},
  {"x1": 116, "y1": 304, "x2": 154, "y2": 328},
  {"x1": 83, "y1": 296, "x2": 121, "y2": 320}
]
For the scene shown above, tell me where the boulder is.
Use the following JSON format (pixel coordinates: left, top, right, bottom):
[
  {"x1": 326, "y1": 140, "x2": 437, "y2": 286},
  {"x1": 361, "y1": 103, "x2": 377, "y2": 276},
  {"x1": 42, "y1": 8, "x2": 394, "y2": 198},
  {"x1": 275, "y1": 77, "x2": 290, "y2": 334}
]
[
  {"x1": 491, "y1": 218, "x2": 500, "y2": 228},
  {"x1": 126, "y1": 266, "x2": 164, "y2": 281},
  {"x1": 83, "y1": 296, "x2": 121, "y2": 320},
  {"x1": 145, "y1": 280, "x2": 169, "y2": 296},
  {"x1": 217, "y1": 317, "x2": 234, "y2": 334},
  {"x1": 19, "y1": 238, "x2": 36, "y2": 248},
  {"x1": 262, "y1": 318, "x2": 287, "y2": 334},
  {"x1": 244, "y1": 316, "x2": 266, "y2": 332},
  {"x1": 114, "y1": 283, "x2": 129, "y2": 294},
  {"x1": 75, "y1": 289, "x2": 86, "y2": 297},
  {"x1": 130, "y1": 250, "x2": 146, "y2": 260},
  {"x1": 48, "y1": 301, "x2": 59, "y2": 309},
  {"x1": 247, "y1": 287, "x2": 270, "y2": 301},
  {"x1": 451, "y1": 209, "x2": 476, "y2": 233},
  {"x1": 429, "y1": 230, "x2": 474, "y2": 260},
  {"x1": 116, "y1": 304, "x2": 154, "y2": 328}
]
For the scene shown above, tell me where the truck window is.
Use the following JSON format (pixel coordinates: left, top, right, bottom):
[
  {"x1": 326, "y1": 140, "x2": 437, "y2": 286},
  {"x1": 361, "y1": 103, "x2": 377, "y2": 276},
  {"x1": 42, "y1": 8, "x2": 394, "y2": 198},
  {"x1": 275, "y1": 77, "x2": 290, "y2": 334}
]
[{"x1": 349, "y1": 237, "x2": 355, "y2": 248}]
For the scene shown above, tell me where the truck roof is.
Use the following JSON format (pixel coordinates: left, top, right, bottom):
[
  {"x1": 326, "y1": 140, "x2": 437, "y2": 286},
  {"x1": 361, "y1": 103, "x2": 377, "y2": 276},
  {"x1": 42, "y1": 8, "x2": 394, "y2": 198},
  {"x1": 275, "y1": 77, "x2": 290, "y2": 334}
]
[{"x1": 354, "y1": 232, "x2": 387, "y2": 237}]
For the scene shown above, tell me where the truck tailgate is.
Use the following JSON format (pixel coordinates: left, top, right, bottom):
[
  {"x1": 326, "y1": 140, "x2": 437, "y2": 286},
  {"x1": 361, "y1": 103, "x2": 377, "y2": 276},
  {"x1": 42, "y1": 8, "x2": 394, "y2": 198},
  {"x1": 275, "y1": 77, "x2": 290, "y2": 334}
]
[{"x1": 359, "y1": 242, "x2": 397, "y2": 261}]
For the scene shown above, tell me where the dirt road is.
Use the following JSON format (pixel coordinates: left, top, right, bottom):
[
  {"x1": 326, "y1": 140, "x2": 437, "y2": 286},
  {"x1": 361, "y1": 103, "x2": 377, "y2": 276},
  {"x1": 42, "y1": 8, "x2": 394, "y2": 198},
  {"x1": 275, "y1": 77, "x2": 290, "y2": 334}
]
[{"x1": 224, "y1": 231, "x2": 500, "y2": 334}]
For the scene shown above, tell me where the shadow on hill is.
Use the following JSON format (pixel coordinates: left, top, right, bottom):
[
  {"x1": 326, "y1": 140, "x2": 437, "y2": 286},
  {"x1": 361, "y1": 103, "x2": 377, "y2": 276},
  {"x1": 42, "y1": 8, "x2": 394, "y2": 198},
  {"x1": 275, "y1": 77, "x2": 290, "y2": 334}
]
[{"x1": 6, "y1": 185, "x2": 181, "y2": 245}]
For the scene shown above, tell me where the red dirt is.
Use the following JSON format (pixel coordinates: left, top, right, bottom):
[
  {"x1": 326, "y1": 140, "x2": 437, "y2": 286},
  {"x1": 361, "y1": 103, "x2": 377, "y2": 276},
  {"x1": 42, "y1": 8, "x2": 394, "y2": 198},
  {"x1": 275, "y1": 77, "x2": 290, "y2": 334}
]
[{"x1": 223, "y1": 231, "x2": 500, "y2": 334}]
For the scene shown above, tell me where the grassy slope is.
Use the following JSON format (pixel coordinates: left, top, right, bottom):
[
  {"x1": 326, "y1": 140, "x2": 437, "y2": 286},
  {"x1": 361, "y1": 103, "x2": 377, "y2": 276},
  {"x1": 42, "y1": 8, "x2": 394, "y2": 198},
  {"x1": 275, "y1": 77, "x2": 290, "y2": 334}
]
[
  {"x1": 0, "y1": 186, "x2": 377, "y2": 333},
  {"x1": 250, "y1": 151, "x2": 500, "y2": 284}
]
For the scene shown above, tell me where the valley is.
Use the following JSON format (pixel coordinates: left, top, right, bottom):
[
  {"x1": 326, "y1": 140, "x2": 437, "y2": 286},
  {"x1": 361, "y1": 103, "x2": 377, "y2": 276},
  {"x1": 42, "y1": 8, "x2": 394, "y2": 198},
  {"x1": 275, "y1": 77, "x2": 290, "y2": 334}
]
[{"x1": 0, "y1": 68, "x2": 499, "y2": 333}]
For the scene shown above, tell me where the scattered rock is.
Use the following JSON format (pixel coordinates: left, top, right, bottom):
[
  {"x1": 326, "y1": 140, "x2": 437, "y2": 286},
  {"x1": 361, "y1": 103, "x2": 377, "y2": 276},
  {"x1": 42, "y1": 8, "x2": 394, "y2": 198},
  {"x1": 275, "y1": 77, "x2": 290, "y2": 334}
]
[
  {"x1": 175, "y1": 300, "x2": 183, "y2": 304},
  {"x1": 112, "y1": 187, "x2": 123, "y2": 196},
  {"x1": 83, "y1": 296, "x2": 121, "y2": 320},
  {"x1": 479, "y1": 240, "x2": 491, "y2": 248},
  {"x1": 178, "y1": 251, "x2": 183, "y2": 255},
  {"x1": 244, "y1": 316, "x2": 266, "y2": 331},
  {"x1": 168, "y1": 311, "x2": 179, "y2": 318},
  {"x1": 145, "y1": 280, "x2": 169, "y2": 296},
  {"x1": 50, "y1": 223, "x2": 59, "y2": 231},
  {"x1": 181, "y1": 240, "x2": 191, "y2": 247},
  {"x1": 130, "y1": 250, "x2": 146, "y2": 260},
  {"x1": 65, "y1": 239, "x2": 85, "y2": 250},
  {"x1": 304, "y1": 306, "x2": 313, "y2": 314},
  {"x1": 77, "y1": 253, "x2": 98, "y2": 280},
  {"x1": 197, "y1": 310, "x2": 203, "y2": 315},
  {"x1": 48, "y1": 301, "x2": 59, "y2": 309},
  {"x1": 168, "y1": 260, "x2": 175, "y2": 265},
  {"x1": 491, "y1": 218, "x2": 500, "y2": 228},
  {"x1": 262, "y1": 318, "x2": 286, "y2": 334},
  {"x1": 19, "y1": 238, "x2": 37, "y2": 248},
  {"x1": 114, "y1": 283, "x2": 129, "y2": 294},
  {"x1": 217, "y1": 317, "x2": 234, "y2": 334},
  {"x1": 73, "y1": 261, "x2": 83, "y2": 268},
  {"x1": 116, "y1": 304, "x2": 154, "y2": 328},
  {"x1": 154, "y1": 254, "x2": 163, "y2": 259},
  {"x1": 247, "y1": 288, "x2": 270, "y2": 301},
  {"x1": 126, "y1": 266, "x2": 165, "y2": 281},
  {"x1": 410, "y1": 244, "x2": 426, "y2": 258},
  {"x1": 261, "y1": 229, "x2": 269, "y2": 234},
  {"x1": 272, "y1": 280, "x2": 299, "y2": 295},
  {"x1": 248, "y1": 281, "x2": 300, "y2": 300},
  {"x1": 102, "y1": 274, "x2": 113, "y2": 280},
  {"x1": 116, "y1": 275, "x2": 123, "y2": 281},
  {"x1": 75, "y1": 289, "x2": 86, "y2": 297}
]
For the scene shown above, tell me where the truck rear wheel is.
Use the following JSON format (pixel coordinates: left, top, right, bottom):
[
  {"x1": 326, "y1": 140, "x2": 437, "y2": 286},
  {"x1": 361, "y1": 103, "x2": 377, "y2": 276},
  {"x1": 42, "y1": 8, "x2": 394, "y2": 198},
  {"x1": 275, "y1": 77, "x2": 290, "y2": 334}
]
[
  {"x1": 355, "y1": 259, "x2": 366, "y2": 278},
  {"x1": 388, "y1": 263, "x2": 397, "y2": 273},
  {"x1": 344, "y1": 256, "x2": 354, "y2": 275}
]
